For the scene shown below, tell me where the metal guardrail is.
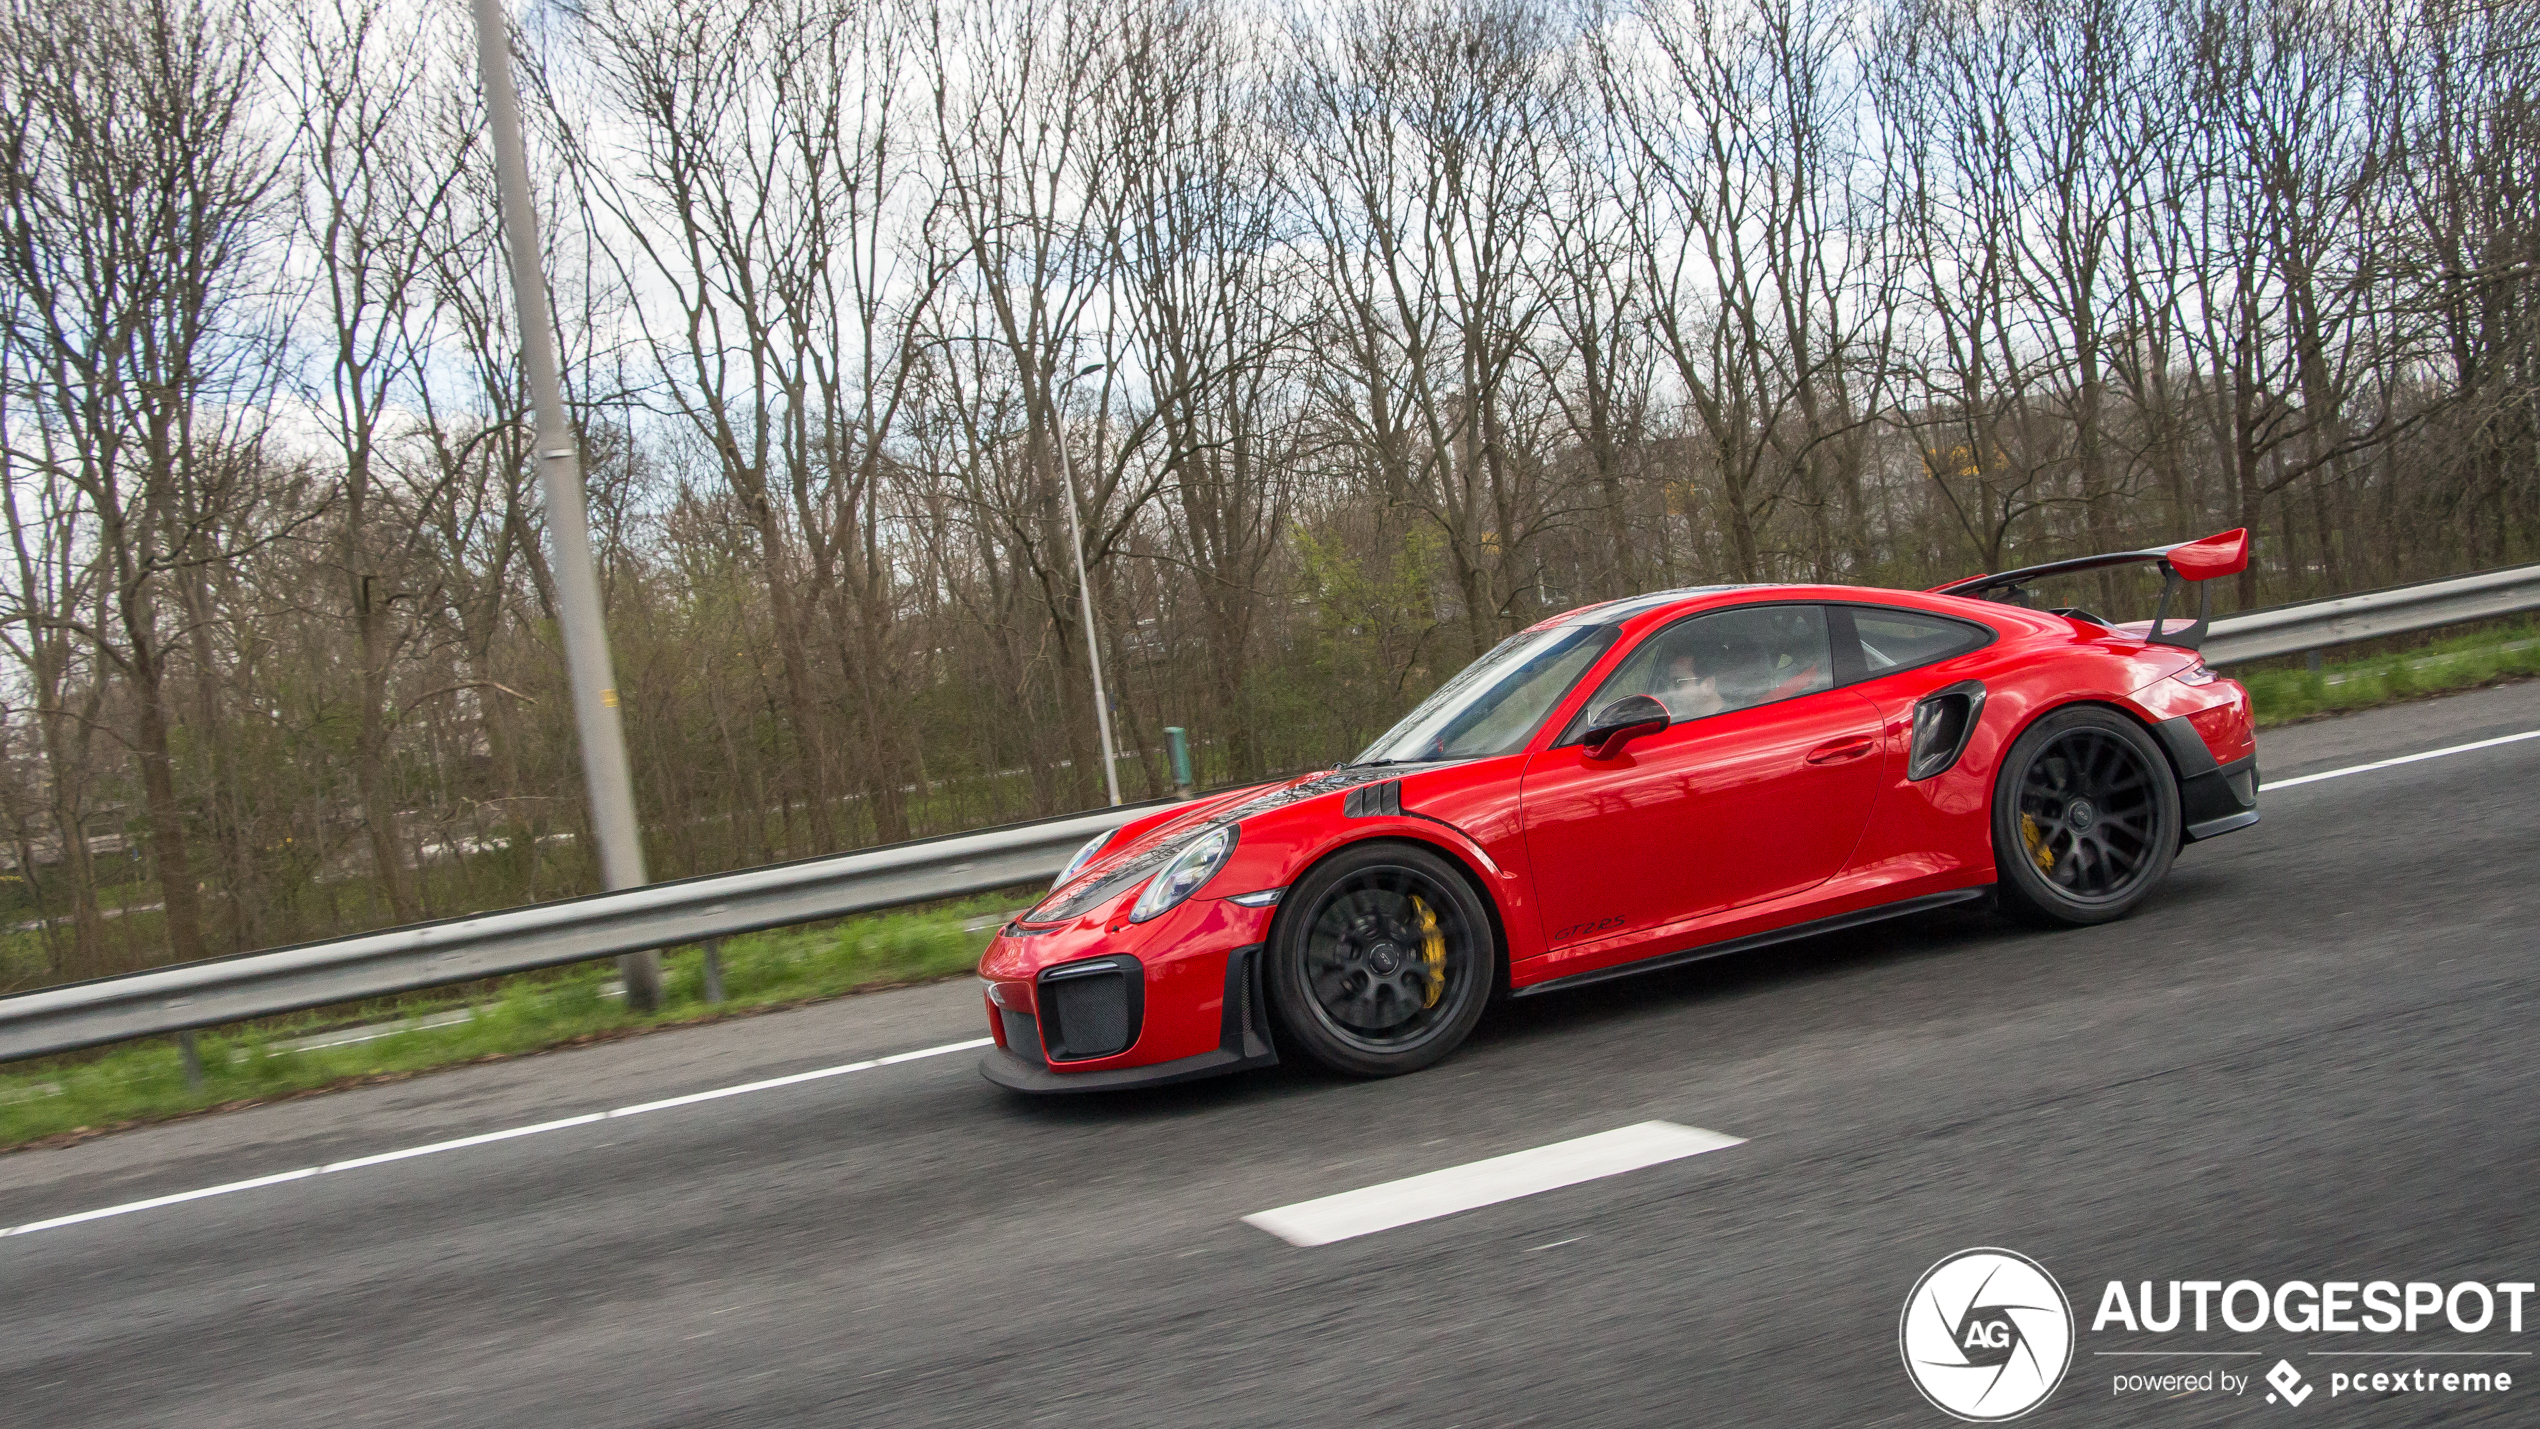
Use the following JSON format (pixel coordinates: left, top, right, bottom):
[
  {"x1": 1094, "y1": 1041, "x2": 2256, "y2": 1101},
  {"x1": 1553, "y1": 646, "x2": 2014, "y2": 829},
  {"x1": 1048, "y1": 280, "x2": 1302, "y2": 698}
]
[
  {"x1": 0, "y1": 802, "x2": 1161, "y2": 1062},
  {"x1": 2, "y1": 560, "x2": 2533, "y2": 1065},
  {"x1": 2202, "y1": 563, "x2": 2540, "y2": 665}
]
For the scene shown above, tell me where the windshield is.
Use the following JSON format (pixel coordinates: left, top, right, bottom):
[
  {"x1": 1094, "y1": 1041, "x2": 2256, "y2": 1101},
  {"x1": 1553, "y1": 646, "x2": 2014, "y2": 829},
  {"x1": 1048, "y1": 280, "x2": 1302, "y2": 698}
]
[{"x1": 1352, "y1": 624, "x2": 1619, "y2": 765}]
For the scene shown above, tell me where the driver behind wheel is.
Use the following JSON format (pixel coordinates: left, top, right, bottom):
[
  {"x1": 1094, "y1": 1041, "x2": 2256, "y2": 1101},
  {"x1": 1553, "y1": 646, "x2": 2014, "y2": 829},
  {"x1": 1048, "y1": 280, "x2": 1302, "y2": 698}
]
[
  {"x1": 1705, "y1": 633, "x2": 1778, "y2": 708},
  {"x1": 1659, "y1": 647, "x2": 1726, "y2": 719}
]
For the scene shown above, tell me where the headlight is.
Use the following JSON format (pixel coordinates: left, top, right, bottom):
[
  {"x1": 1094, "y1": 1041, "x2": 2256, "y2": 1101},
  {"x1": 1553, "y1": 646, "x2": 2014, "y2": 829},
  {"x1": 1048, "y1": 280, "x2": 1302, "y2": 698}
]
[
  {"x1": 1052, "y1": 830, "x2": 1113, "y2": 890},
  {"x1": 1129, "y1": 825, "x2": 1236, "y2": 923}
]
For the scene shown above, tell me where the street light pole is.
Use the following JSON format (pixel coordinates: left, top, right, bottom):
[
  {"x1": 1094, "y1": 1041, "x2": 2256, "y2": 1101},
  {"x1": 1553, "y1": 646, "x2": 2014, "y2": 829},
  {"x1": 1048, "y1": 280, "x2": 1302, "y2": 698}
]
[
  {"x1": 1049, "y1": 362, "x2": 1121, "y2": 807},
  {"x1": 469, "y1": 0, "x2": 661, "y2": 1008}
]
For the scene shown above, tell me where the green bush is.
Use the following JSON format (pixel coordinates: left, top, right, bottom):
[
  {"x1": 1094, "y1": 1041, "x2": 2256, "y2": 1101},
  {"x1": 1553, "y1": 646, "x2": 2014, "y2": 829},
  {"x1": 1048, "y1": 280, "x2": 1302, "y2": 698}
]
[
  {"x1": 0, "y1": 929, "x2": 51, "y2": 990},
  {"x1": 2244, "y1": 624, "x2": 2535, "y2": 726}
]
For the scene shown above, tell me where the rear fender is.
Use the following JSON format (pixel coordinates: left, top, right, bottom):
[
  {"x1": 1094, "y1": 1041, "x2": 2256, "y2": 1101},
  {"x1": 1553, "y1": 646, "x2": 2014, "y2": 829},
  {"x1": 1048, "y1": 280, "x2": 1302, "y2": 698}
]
[
  {"x1": 1985, "y1": 681, "x2": 2259, "y2": 846},
  {"x1": 1842, "y1": 649, "x2": 2187, "y2": 883}
]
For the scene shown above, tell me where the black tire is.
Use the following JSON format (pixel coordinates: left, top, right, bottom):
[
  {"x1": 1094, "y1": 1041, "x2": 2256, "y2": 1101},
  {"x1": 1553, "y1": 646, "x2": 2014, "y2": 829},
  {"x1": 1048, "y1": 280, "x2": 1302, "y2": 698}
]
[
  {"x1": 1264, "y1": 841, "x2": 1497, "y2": 1077},
  {"x1": 1992, "y1": 705, "x2": 2182, "y2": 926}
]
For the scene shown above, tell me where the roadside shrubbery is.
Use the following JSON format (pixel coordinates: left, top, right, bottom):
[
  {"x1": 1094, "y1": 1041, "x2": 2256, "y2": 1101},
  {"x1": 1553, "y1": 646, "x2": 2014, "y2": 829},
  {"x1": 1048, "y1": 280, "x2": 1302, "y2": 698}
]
[{"x1": 2243, "y1": 625, "x2": 2539, "y2": 726}]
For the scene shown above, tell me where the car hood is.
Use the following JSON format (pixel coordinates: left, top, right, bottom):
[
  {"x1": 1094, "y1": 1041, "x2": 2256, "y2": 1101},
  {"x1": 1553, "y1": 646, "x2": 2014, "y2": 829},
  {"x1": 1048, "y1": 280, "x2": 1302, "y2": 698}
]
[{"x1": 1021, "y1": 763, "x2": 1435, "y2": 925}]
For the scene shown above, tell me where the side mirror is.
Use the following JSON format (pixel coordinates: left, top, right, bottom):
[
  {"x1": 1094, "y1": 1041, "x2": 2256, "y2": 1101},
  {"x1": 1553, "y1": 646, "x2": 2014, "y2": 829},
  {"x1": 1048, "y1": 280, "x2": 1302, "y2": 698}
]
[{"x1": 1582, "y1": 694, "x2": 1671, "y2": 759}]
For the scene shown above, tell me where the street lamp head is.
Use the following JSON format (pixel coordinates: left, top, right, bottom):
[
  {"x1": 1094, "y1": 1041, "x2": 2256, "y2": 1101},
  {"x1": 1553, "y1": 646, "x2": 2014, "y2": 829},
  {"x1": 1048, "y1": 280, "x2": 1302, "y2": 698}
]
[{"x1": 1075, "y1": 362, "x2": 1107, "y2": 379}]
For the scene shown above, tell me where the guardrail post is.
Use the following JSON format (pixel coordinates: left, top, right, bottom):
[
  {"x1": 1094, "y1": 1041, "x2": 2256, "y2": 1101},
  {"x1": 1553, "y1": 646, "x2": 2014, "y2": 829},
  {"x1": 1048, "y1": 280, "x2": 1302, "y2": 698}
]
[
  {"x1": 1166, "y1": 727, "x2": 1194, "y2": 799},
  {"x1": 702, "y1": 940, "x2": 725, "y2": 1005},
  {"x1": 177, "y1": 1030, "x2": 203, "y2": 1092}
]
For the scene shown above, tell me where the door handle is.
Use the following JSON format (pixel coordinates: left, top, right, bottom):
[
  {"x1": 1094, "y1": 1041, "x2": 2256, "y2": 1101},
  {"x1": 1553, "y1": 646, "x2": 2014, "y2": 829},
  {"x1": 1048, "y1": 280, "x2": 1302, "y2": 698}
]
[{"x1": 1806, "y1": 735, "x2": 1876, "y2": 764}]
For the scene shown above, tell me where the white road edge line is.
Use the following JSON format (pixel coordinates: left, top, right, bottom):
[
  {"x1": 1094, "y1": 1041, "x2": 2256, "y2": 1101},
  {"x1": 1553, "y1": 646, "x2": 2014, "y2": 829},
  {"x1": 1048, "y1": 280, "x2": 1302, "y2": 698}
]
[
  {"x1": 2265, "y1": 727, "x2": 2540, "y2": 791},
  {"x1": 0, "y1": 1037, "x2": 994, "y2": 1240},
  {"x1": 1242, "y1": 1121, "x2": 1744, "y2": 1248}
]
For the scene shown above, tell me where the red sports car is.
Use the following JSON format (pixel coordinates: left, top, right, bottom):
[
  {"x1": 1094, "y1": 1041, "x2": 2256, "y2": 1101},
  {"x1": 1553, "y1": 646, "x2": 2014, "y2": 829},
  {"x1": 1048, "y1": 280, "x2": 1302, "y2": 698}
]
[{"x1": 979, "y1": 530, "x2": 2260, "y2": 1091}]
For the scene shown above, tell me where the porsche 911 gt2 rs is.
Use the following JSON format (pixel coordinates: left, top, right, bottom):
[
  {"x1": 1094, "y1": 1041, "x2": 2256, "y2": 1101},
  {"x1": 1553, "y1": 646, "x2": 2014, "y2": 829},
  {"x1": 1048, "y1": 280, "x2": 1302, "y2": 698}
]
[{"x1": 978, "y1": 529, "x2": 2259, "y2": 1091}]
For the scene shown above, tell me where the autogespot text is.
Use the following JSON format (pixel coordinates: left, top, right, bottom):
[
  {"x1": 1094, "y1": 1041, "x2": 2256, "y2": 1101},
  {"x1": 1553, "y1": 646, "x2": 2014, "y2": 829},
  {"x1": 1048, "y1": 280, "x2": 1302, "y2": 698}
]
[
  {"x1": 2092, "y1": 1278, "x2": 2535, "y2": 1334},
  {"x1": 2094, "y1": 1277, "x2": 2529, "y2": 1407}
]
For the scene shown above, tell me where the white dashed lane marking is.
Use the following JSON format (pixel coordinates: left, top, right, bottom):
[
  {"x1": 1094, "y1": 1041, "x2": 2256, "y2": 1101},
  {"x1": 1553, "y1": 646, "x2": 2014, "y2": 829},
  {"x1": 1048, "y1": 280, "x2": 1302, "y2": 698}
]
[{"x1": 1242, "y1": 1121, "x2": 1745, "y2": 1247}]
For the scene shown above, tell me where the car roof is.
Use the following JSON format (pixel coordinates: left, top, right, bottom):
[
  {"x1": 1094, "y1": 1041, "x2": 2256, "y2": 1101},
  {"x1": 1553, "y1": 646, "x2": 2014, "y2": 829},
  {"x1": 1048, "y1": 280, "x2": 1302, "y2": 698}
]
[
  {"x1": 1529, "y1": 581, "x2": 2058, "y2": 640},
  {"x1": 1529, "y1": 585, "x2": 1767, "y2": 629},
  {"x1": 1536, "y1": 582, "x2": 1913, "y2": 627}
]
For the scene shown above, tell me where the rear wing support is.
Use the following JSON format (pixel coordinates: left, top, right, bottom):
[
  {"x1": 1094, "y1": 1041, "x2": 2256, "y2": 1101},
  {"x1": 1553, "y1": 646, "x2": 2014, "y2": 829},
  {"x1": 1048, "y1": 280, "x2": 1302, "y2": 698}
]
[{"x1": 1930, "y1": 529, "x2": 2249, "y2": 652}]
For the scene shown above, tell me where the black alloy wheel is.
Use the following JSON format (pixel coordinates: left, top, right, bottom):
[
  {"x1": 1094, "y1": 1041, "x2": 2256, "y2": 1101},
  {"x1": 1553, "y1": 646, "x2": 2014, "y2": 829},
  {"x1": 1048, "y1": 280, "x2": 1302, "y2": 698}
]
[
  {"x1": 1992, "y1": 705, "x2": 2181, "y2": 925},
  {"x1": 1265, "y1": 841, "x2": 1497, "y2": 1077}
]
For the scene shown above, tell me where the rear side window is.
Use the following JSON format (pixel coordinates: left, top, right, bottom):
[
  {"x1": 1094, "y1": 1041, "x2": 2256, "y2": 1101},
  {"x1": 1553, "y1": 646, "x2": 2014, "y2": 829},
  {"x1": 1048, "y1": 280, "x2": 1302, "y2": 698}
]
[{"x1": 1845, "y1": 607, "x2": 1991, "y2": 679}]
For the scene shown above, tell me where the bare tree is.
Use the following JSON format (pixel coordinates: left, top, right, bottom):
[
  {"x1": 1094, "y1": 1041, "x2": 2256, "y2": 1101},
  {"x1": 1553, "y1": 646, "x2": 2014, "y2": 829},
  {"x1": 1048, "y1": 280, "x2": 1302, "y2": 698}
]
[
  {"x1": 1875, "y1": 0, "x2": 2060, "y2": 568},
  {"x1": 2385, "y1": 0, "x2": 2539, "y2": 572},
  {"x1": 1287, "y1": 0, "x2": 1571, "y2": 657},
  {"x1": 0, "y1": 0, "x2": 283, "y2": 965},
  {"x1": 1101, "y1": 0, "x2": 1296, "y2": 778},
  {"x1": 287, "y1": 0, "x2": 472, "y2": 920},
  {"x1": 0, "y1": 328, "x2": 108, "y2": 974},
  {"x1": 922, "y1": 0, "x2": 1153, "y2": 803},
  {"x1": 581, "y1": 0, "x2": 844, "y2": 848},
  {"x1": 1534, "y1": 40, "x2": 1659, "y2": 596},
  {"x1": 2172, "y1": 0, "x2": 2410, "y2": 605},
  {"x1": 1606, "y1": 0, "x2": 1893, "y2": 582}
]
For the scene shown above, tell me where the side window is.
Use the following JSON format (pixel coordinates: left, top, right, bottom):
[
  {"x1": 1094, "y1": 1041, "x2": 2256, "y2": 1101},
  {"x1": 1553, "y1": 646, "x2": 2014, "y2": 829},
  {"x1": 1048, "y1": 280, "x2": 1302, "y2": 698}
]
[
  {"x1": 1564, "y1": 604, "x2": 1834, "y2": 740},
  {"x1": 1846, "y1": 607, "x2": 1991, "y2": 679}
]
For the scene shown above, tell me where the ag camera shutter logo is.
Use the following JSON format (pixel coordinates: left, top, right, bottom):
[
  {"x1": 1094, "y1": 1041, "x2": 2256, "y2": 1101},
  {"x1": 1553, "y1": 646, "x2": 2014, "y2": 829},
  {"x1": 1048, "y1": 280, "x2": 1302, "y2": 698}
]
[{"x1": 1901, "y1": 1248, "x2": 2076, "y2": 1420}]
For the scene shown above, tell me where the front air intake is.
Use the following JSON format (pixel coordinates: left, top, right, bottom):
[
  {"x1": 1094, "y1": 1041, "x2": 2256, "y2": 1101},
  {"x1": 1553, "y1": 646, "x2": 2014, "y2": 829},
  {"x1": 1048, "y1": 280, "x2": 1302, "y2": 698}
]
[
  {"x1": 998, "y1": 1008, "x2": 1045, "y2": 1063},
  {"x1": 1036, "y1": 957, "x2": 1144, "y2": 1062}
]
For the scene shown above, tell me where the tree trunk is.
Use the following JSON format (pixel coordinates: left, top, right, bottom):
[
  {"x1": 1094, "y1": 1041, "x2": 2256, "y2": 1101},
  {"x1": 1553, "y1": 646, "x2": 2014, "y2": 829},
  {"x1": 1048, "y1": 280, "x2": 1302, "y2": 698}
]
[
  {"x1": 38, "y1": 690, "x2": 105, "y2": 978},
  {"x1": 128, "y1": 652, "x2": 206, "y2": 967}
]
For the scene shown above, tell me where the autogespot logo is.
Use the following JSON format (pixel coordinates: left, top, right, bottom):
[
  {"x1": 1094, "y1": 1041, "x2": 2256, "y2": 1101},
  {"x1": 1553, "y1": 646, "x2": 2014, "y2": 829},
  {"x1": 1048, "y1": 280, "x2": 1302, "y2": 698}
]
[{"x1": 1901, "y1": 1248, "x2": 2077, "y2": 1421}]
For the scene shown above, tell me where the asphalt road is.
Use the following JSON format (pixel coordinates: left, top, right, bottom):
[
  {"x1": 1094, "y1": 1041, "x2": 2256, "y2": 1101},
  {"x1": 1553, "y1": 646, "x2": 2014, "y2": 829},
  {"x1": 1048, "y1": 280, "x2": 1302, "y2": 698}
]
[{"x1": 5, "y1": 683, "x2": 2538, "y2": 1428}]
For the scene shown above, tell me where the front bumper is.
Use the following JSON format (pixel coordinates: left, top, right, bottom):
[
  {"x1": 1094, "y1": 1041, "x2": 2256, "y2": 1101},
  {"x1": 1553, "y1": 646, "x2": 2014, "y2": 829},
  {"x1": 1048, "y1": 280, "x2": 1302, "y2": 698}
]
[{"x1": 979, "y1": 942, "x2": 1277, "y2": 1093}]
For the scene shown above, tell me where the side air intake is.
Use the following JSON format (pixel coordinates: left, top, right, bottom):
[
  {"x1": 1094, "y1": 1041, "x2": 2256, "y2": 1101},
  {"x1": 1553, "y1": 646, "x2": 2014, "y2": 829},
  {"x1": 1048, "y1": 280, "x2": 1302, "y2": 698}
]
[{"x1": 1908, "y1": 681, "x2": 1987, "y2": 781}]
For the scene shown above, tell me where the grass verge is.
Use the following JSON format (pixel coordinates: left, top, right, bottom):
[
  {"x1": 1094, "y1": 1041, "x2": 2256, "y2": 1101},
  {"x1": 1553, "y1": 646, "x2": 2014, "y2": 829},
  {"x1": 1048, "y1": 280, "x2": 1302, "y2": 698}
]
[
  {"x1": 2240, "y1": 621, "x2": 2539, "y2": 726},
  {"x1": 0, "y1": 889, "x2": 1028, "y2": 1153}
]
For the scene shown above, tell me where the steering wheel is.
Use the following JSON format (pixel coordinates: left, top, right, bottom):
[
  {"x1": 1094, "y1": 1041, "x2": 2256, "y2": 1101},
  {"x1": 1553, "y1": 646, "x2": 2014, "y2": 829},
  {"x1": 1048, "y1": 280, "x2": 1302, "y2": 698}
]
[{"x1": 1767, "y1": 664, "x2": 1823, "y2": 701}]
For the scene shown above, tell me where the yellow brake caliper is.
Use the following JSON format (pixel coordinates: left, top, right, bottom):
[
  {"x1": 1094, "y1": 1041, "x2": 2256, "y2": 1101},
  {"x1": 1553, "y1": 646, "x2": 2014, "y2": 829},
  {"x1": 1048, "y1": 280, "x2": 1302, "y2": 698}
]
[
  {"x1": 1412, "y1": 896, "x2": 1446, "y2": 1008},
  {"x1": 2020, "y1": 813, "x2": 2055, "y2": 874}
]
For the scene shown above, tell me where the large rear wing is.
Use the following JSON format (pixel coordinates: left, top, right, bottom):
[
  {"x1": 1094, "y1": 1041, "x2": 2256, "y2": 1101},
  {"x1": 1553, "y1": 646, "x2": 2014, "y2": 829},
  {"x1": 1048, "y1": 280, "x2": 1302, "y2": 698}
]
[{"x1": 1930, "y1": 529, "x2": 2249, "y2": 651}]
